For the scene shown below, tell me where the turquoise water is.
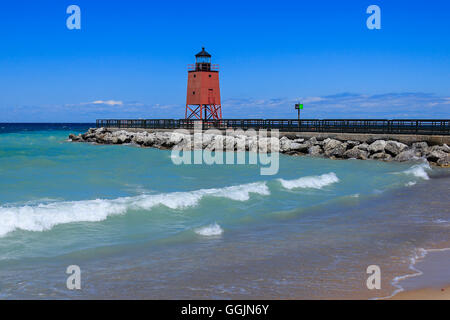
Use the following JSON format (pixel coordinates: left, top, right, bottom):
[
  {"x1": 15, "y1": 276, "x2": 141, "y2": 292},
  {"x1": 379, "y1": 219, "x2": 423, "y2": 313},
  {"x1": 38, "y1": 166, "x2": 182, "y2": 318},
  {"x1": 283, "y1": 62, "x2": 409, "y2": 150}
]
[{"x1": 0, "y1": 124, "x2": 449, "y2": 299}]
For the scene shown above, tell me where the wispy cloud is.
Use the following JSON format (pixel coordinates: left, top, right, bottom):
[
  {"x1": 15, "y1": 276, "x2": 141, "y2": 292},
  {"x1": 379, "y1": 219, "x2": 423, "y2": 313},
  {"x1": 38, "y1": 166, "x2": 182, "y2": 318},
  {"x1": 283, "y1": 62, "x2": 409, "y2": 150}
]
[
  {"x1": 0, "y1": 93, "x2": 448, "y2": 122},
  {"x1": 222, "y1": 92, "x2": 450, "y2": 119},
  {"x1": 72, "y1": 100, "x2": 124, "y2": 107},
  {"x1": 91, "y1": 100, "x2": 123, "y2": 106}
]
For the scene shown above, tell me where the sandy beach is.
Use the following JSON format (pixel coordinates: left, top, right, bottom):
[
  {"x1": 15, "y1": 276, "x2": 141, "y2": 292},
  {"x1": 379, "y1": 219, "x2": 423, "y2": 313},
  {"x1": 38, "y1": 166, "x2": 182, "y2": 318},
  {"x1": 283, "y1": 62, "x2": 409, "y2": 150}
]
[
  {"x1": 387, "y1": 248, "x2": 450, "y2": 300},
  {"x1": 389, "y1": 285, "x2": 450, "y2": 300}
]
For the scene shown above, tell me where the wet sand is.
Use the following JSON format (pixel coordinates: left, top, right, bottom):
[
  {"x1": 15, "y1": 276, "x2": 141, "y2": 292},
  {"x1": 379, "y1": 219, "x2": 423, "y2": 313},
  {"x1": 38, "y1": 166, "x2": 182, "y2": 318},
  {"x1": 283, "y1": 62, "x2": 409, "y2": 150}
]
[
  {"x1": 388, "y1": 248, "x2": 450, "y2": 300},
  {"x1": 389, "y1": 285, "x2": 450, "y2": 300}
]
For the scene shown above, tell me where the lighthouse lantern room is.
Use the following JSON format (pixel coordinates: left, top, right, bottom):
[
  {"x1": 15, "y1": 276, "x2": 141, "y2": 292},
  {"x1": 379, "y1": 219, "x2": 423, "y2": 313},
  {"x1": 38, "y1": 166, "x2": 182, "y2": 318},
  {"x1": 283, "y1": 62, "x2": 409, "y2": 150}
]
[{"x1": 185, "y1": 48, "x2": 222, "y2": 120}]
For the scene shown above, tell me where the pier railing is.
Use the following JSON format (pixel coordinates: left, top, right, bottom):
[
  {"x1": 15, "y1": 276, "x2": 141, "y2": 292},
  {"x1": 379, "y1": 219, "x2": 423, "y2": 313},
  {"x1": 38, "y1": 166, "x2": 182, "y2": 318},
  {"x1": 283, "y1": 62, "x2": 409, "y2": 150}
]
[{"x1": 96, "y1": 119, "x2": 450, "y2": 135}]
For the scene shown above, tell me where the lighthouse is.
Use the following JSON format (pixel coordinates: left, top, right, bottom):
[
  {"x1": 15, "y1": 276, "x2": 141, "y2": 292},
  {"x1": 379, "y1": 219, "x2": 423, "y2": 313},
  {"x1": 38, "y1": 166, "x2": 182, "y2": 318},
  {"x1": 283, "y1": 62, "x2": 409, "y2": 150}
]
[{"x1": 185, "y1": 48, "x2": 222, "y2": 120}]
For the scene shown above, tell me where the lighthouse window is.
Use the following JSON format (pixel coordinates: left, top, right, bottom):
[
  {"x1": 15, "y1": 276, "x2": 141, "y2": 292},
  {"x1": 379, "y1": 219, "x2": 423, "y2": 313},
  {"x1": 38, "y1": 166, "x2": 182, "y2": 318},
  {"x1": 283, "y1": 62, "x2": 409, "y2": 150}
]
[
  {"x1": 193, "y1": 74, "x2": 196, "y2": 78},
  {"x1": 192, "y1": 91, "x2": 195, "y2": 95},
  {"x1": 209, "y1": 74, "x2": 211, "y2": 77}
]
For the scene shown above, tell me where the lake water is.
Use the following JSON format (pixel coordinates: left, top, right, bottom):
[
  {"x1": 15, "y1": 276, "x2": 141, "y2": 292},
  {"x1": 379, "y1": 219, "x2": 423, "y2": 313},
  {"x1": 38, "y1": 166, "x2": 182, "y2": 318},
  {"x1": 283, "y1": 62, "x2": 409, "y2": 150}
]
[{"x1": 0, "y1": 124, "x2": 449, "y2": 299}]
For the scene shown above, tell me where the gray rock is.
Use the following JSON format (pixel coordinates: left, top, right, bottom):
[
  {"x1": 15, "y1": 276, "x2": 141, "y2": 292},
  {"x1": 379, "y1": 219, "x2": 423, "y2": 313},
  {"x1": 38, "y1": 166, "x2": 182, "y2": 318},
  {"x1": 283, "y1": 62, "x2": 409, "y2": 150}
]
[
  {"x1": 69, "y1": 133, "x2": 81, "y2": 141},
  {"x1": 346, "y1": 140, "x2": 360, "y2": 148},
  {"x1": 279, "y1": 137, "x2": 293, "y2": 152},
  {"x1": 143, "y1": 133, "x2": 156, "y2": 146},
  {"x1": 343, "y1": 147, "x2": 368, "y2": 160},
  {"x1": 308, "y1": 145, "x2": 323, "y2": 156},
  {"x1": 169, "y1": 132, "x2": 186, "y2": 145},
  {"x1": 102, "y1": 134, "x2": 114, "y2": 144},
  {"x1": 412, "y1": 142, "x2": 428, "y2": 150},
  {"x1": 305, "y1": 137, "x2": 317, "y2": 146},
  {"x1": 437, "y1": 154, "x2": 450, "y2": 167},
  {"x1": 370, "y1": 152, "x2": 392, "y2": 161},
  {"x1": 394, "y1": 150, "x2": 417, "y2": 162},
  {"x1": 325, "y1": 143, "x2": 348, "y2": 158},
  {"x1": 133, "y1": 132, "x2": 149, "y2": 145},
  {"x1": 368, "y1": 140, "x2": 386, "y2": 154},
  {"x1": 357, "y1": 143, "x2": 369, "y2": 151},
  {"x1": 385, "y1": 140, "x2": 408, "y2": 156},
  {"x1": 443, "y1": 144, "x2": 450, "y2": 153},
  {"x1": 290, "y1": 143, "x2": 309, "y2": 153},
  {"x1": 428, "y1": 145, "x2": 449, "y2": 154},
  {"x1": 235, "y1": 136, "x2": 246, "y2": 152},
  {"x1": 425, "y1": 150, "x2": 447, "y2": 163},
  {"x1": 323, "y1": 139, "x2": 342, "y2": 151},
  {"x1": 224, "y1": 136, "x2": 236, "y2": 151},
  {"x1": 116, "y1": 134, "x2": 130, "y2": 144}
]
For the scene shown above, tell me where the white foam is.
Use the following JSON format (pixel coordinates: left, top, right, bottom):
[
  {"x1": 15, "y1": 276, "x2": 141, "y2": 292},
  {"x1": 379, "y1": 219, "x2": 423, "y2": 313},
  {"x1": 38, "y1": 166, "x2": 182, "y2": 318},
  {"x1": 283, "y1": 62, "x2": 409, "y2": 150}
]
[
  {"x1": 375, "y1": 248, "x2": 427, "y2": 300},
  {"x1": 432, "y1": 219, "x2": 449, "y2": 224},
  {"x1": 194, "y1": 223, "x2": 224, "y2": 236},
  {"x1": 377, "y1": 247, "x2": 450, "y2": 300},
  {"x1": 402, "y1": 162, "x2": 431, "y2": 180},
  {"x1": 278, "y1": 173, "x2": 339, "y2": 190},
  {"x1": 0, "y1": 182, "x2": 269, "y2": 238},
  {"x1": 405, "y1": 181, "x2": 417, "y2": 187}
]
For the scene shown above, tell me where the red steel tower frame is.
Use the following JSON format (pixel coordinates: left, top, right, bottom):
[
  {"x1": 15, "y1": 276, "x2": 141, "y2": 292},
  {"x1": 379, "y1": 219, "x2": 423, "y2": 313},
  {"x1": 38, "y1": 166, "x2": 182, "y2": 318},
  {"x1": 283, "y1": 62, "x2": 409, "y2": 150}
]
[{"x1": 186, "y1": 48, "x2": 222, "y2": 120}]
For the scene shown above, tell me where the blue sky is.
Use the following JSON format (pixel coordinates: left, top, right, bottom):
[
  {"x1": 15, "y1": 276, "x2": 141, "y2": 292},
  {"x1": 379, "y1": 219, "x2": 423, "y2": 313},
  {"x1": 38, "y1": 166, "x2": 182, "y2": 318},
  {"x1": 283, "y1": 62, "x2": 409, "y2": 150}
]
[{"x1": 0, "y1": 0, "x2": 449, "y2": 122}]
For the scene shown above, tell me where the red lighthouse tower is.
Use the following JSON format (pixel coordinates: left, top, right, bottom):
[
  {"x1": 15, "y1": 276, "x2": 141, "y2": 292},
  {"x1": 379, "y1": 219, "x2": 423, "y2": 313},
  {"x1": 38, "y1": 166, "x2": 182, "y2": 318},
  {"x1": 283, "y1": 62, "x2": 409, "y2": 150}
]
[{"x1": 185, "y1": 48, "x2": 222, "y2": 120}]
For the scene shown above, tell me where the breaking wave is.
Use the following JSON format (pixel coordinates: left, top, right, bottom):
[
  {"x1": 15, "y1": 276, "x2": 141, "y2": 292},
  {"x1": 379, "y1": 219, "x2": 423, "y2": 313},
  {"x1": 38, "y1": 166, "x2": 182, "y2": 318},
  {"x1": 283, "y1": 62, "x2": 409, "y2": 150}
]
[
  {"x1": 194, "y1": 223, "x2": 224, "y2": 236},
  {"x1": 278, "y1": 172, "x2": 339, "y2": 190},
  {"x1": 402, "y1": 162, "x2": 431, "y2": 180},
  {"x1": 0, "y1": 182, "x2": 269, "y2": 237}
]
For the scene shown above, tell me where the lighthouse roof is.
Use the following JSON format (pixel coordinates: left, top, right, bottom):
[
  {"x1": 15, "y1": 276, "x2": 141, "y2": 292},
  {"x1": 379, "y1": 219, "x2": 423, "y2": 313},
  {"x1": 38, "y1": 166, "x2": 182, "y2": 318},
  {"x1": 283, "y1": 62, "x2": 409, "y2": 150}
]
[{"x1": 195, "y1": 47, "x2": 211, "y2": 57}]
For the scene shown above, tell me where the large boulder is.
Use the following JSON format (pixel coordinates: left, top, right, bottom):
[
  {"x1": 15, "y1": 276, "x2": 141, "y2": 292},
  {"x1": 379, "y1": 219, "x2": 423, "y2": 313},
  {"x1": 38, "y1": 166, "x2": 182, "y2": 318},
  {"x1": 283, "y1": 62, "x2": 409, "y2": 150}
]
[
  {"x1": 206, "y1": 135, "x2": 225, "y2": 151},
  {"x1": 290, "y1": 142, "x2": 309, "y2": 153},
  {"x1": 394, "y1": 150, "x2": 417, "y2": 162},
  {"x1": 370, "y1": 152, "x2": 392, "y2": 161},
  {"x1": 102, "y1": 133, "x2": 114, "y2": 144},
  {"x1": 325, "y1": 143, "x2": 348, "y2": 158},
  {"x1": 384, "y1": 140, "x2": 408, "y2": 156},
  {"x1": 111, "y1": 131, "x2": 131, "y2": 144},
  {"x1": 142, "y1": 133, "x2": 156, "y2": 146},
  {"x1": 169, "y1": 132, "x2": 187, "y2": 145},
  {"x1": 442, "y1": 144, "x2": 450, "y2": 153},
  {"x1": 346, "y1": 140, "x2": 360, "y2": 148},
  {"x1": 343, "y1": 147, "x2": 368, "y2": 160},
  {"x1": 305, "y1": 137, "x2": 318, "y2": 146},
  {"x1": 293, "y1": 138, "x2": 305, "y2": 144},
  {"x1": 437, "y1": 154, "x2": 450, "y2": 167},
  {"x1": 235, "y1": 135, "x2": 246, "y2": 152},
  {"x1": 247, "y1": 136, "x2": 258, "y2": 152},
  {"x1": 133, "y1": 132, "x2": 149, "y2": 145},
  {"x1": 279, "y1": 136, "x2": 293, "y2": 153},
  {"x1": 69, "y1": 133, "x2": 81, "y2": 142},
  {"x1": 425, "y1": 150, "x2": 448, "y2": 163},
  {"x1": 368, "y1": 140, "x2": 386, "y2": 154},
  {"x1": 224, "y1": 136, "x2": 236, "y2": 151},
  {"x1": 323, "y1": 139, "x2": 342, "y2": 151},
  {"x1": 412, "y1": 142, "x2": 428, "y2": 150},
  {"x1": 308, "y1": 145, "x2": 323, "y2": 156},
  {"x1": 94, "y1": 127, "x2": 109, "y2": 135},
  {"x1": 428, "y1": 145, "x2": 449, "y2": 153},
  {"x1": 357, "y1": 143, "x2": 369, "y2": 151}
]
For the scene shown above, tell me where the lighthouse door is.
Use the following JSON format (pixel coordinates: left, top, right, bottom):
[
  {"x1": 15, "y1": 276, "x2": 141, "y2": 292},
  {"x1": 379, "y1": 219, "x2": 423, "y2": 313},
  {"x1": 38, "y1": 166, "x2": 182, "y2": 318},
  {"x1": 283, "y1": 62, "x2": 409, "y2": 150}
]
[{"x1": 208, "y1": 89, "x2": 215, "y2": 105}]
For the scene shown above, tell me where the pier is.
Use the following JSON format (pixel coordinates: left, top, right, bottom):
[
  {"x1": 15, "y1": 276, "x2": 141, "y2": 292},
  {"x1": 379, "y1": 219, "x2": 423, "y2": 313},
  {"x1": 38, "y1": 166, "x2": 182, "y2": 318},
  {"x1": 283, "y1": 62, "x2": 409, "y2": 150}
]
[{"x1": 96, "y1": 119, "x2": 450, "y2": 135}]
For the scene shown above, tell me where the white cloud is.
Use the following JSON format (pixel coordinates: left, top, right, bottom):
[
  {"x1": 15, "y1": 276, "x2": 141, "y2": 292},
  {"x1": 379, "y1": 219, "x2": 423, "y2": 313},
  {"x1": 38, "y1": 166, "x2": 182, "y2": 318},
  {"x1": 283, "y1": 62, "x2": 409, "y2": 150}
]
[
  {"x1": 2, "y1": 93, "x2": 449, "y2": 122},
  {"x1": 90, "y1": 100, "x2": 123, "y2": 106}
]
